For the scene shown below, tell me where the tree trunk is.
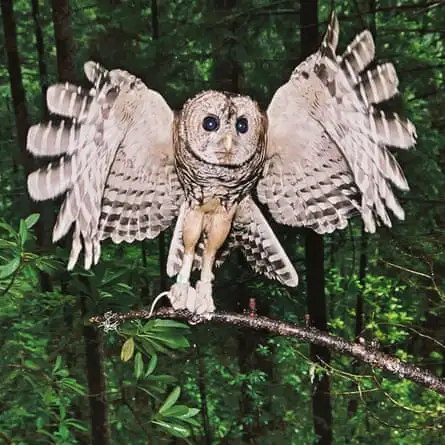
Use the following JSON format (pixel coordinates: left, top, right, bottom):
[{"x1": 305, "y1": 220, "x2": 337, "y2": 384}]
[
  {"x1": 348, "y1": 0, "x2": 375, "y2": 421},
  {"x1": 0, "y1": 0, "x2": 29, "y2": 170},
  {"x1": 80, "y1": 291, "x2": 111, "y2": 445},
  {"x1": 196, "y1": 343, "x2": 212, "y2": 445},
  {"x1": 31, "y1": 0, "x2": 49, "y2": 119},
  {"x1": 151, "y1": 0, "x2": 168, "y2": 293},
  {"x1": 210, "y1": 2, "x2": 264, "y2": 442},
  {"x1": 347, "y1": 224, "x2": 368, "y2": 418},
  {"x1": 51, "y1": 0, "x2": 76, "y2": 83},
  {"x1": 1, "y1": 0, "x2": 53, "y2": 292},
  {"x1": 50, "y1": 1, "x2": 110, "y2": 443},
  {"x1": 300, "y1": 2, "x2": 333, "y2": 444}
]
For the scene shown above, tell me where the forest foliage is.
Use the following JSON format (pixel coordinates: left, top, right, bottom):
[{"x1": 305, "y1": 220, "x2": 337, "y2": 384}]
[{"x1": 1, "y1": 0, "x2": 445, "y2": 444}]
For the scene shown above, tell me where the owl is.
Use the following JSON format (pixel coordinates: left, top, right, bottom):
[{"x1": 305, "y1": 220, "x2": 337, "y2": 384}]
[{"x1": 26, "y1": 14, "x2": 416, "y2": 314}]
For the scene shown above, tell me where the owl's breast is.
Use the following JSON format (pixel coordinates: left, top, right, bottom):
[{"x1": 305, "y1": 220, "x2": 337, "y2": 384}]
[{"x1": 174, "y1": 141, "x2": 266, "y2": 207}]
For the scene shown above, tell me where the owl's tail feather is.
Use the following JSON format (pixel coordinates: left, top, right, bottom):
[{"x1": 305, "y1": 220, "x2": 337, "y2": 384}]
[
  {"x1": 166, "y1": 198, "x2": 298, "y2": 288},
  {"x1": 230, "y1": 196, "x2": 298, "y2": 287}
]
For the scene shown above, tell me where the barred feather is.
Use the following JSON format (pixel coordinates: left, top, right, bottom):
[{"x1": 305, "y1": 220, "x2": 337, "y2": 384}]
[
  {"x1": 27, "y1": 61, "x2": 182, "y2": 269},
  {"x1": 166, "y1": 198, "x2": 298, "y2": 286},
  {"x1": 262, "y1": 12, "x2": 416, "y2": 234}
]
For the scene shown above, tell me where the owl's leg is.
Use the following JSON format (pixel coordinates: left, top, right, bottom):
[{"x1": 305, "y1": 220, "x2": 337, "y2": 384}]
[
  {"x1": 169, "y1": 208, "x2": 203, "y2": 312},
  {"x1": 195, "y1": 206, "x2": 237, "y2": 314}
]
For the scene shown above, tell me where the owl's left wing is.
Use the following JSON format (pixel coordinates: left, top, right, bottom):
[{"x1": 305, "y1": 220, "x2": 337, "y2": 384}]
[
  {"x1": 27, "y1": 62, "x2": 183, "y2": 270},
  {"x1": 258, "y1": 13, "x2": 416, "y2": 234}
]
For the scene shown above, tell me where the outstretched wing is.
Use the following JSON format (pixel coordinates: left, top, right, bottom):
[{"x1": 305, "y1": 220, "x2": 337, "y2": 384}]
[
  {"x1": 258, "y1": 13, "x2": 416, "y2": 234},
  {"x1": 27, "y1": 61, "x2": 183, "y2": 269}
]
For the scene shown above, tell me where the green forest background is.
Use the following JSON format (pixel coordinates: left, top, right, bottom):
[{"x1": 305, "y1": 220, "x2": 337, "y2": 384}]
[{"x1": 1, "y1": 0, "x2": 445, "y2": 444}]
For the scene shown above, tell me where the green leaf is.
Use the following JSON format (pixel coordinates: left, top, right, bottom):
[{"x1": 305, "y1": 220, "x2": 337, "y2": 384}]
[
  {"x1": 181, "y1": 408, "x2": 200, "y2": 419},
  {"x1": 24, "y1": 213, "x2": 40, "y2": 229},
  {"x1": 121, "y1": 338, "x2": 135, "y2": 362},
  {"x1": 138, "y1": 385, "x2": 164, "y2": 400},
  {"x1": 152, "y1": 419, "x2": 190, "y2": 438},
  {"x1": 146, "y1": 353, "x2": 158, "y2": 376},
  {"x1": 150, "y1": 320, "x2": 190, "y2": 331},
  {"x1": 144, "y1": 374, "x2": 176, "y2": 384},
  {"x1": 160, "y1": 405, "x2": 190, "y2": 418},
  {"x1": 159, "y1": 386, "x2": 181, "y2": 414},
  {"x1": 0, "y1": 221, "x2": 17, "y2": 236},
  {"x1": 59, "y1": 404, "x2": 66, "y2": 420},
  {"x1": 146, "y1": 333, "x2": 190, "y2": 350},
  {"x1": 0, "y1": 239, "x2": 16, "y2": 249},
  {"x1": 24, "y1": 359, "x2": 40, "y2": 370},
  {"x1": 53, "y1": 356, "x2": 63, "y2": 374},
  {"x1": 19, "y1": 219, "x2": 28, "y2": 246},
  {"x1": 64, "y1": 420, "x2": 88, "y2": 432},
  {"x1": 59, "y1": 424, "x2": 69, "y2": 439},
  {"x1": 134, "y1": 352, "x2": 144, "y2": 379},
  {"x1": 0, "y1": 256, "x2": 20, "y2": 279}
]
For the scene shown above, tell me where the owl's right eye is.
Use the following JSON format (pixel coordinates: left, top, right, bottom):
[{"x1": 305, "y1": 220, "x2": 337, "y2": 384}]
[{"x1": 202, "y1": 116, "x2": 220, "y2": 132}]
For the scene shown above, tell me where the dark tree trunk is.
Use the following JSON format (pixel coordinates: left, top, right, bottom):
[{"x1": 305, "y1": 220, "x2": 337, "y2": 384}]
[
  {"x1": 212, "y1": 0, "x2": 240, "y2": 93},
  {"x1": 0, "y1": 0, "x2": 29, "y2": 169},
  {"x1": 196, "y1": 343, "x2": 212, "y2": 445},
  {"x1": 211, "y1": 2, "x2": 266, "y2": 442},
  {"x1": 50, "y1": 2, "x2": 110, "y2": 443},
  {"x1": 347, "y1": 224, "x2": 368, "y2": 418},
  {"x1": 348, "y1": 1, "x2": 375, "y2": 421},
  {"x1": 80, "y1": 292, "x2": 111, "y2": 445},
  {"x1": 31, "y1": 0, "x2": 49, "y2": 119},
  {"x1": 50, "y1": 0, "x2": 76, "y2": 83},
  {"x1": 31, "y1": 0, "x2": 53, "y2": 292},
  {"x1": 150, "y1": 0, "x2": 168, "y2": 293},
  {"x1": 1, "y1": 0, "x2": 53, "y2": 292},
  {"x1": 300, "y1": 2, "x2": 333, "y2": 444}
]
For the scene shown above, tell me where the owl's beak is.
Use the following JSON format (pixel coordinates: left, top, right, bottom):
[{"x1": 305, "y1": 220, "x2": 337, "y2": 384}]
[{"x1": 223, "y1": 133, "x2": 233, "y2": 152}]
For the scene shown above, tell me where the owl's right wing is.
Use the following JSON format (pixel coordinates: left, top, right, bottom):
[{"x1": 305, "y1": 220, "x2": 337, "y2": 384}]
[
  {"x1": 27, "y1": 62, "x2": 183, "y2": 270},
  {"x1": 258, "y1": 13, "x2": 416, "y2": 234}
]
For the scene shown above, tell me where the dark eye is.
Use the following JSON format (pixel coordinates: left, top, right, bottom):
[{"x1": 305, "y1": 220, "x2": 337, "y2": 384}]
[
  {"x1": 236, "y1": 117, "x2": 248, "y2": 134},
  {"x1": 202, "y1": 115, "x2": 219, "y2": 132}
]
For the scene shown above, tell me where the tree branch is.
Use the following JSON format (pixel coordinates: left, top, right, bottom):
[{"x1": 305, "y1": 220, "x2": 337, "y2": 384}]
[{"x1": 90, "y1": 308, "x2": 445, "y2": 396}]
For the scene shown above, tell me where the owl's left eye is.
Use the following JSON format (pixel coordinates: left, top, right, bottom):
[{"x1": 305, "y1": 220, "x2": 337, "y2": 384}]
[
  {"x1": 236, "y1": 117, "x2": 248, "y2": 134},
  {"x1": 202, "y1": 115, "x2": 220, "y2": 132}
]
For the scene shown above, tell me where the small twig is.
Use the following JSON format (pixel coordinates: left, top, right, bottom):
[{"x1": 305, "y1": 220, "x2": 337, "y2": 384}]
[
  {"x1": 90, "y1": 308, "x2": 445, "y2": 396},
  {"x1": 382, "y1": 260, "x2": 432, "y2": 279}
]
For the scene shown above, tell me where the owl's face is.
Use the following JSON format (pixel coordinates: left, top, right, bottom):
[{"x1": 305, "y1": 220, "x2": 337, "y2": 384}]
[{"x1": 180, "y1": 91, "x2": 265, "y2": 166}]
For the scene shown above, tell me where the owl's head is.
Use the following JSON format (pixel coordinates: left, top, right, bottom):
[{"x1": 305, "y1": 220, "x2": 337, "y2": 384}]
[{"x1": 179, "y1": 91, "x2": 266, "y2": 166}]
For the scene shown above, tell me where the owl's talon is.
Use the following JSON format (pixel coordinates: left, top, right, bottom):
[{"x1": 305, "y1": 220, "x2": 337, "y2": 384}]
[
  {"x1": 195, "y1": 280, "x2": 216, "y2": 314},
  {"x1": 169, "y1": 282, "x2": 197, "y2": 312}
]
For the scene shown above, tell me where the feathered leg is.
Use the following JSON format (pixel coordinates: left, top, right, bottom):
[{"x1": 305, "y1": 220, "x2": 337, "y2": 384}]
[
  {"x1": 195, "y1": 205, "x2": 237, "y2": 313},
  {"x1": 169, "y1": 206, "x2": 203, "y2": 311}
]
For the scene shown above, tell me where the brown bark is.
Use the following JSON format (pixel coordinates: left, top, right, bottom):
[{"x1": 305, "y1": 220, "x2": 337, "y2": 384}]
[
  {"x1": 347, "y1": 224, "x2": 368, "y2": 418},
  {"x1": 49, "y1": 1, "x2": 110, "y2": 443},
  {"x1": 1, "y1": 0, "x2": 53, "y2": 292},
  {"x1": 31, "y1": 0, "x2": 49, "y2": 119},
  {"x1": 211, "y1": 2, "x2": 264, "y2": 442},
  {"x1": 91, "y1": 307, "x2": 445, "y2": 397},
  {"x1": 50, "y1": 0, "x2": 76, "y2": 83},
  {"x1": 300, "y1": 2, "x2": 333, "y2": 444},
  {"x1": 212, "y1": 0, "x2": 241, "y2": 92},
  {"x1": 150, "y1": 0, "x2": 168, "y2": 293},
  {"x1": 1, "y1": 0, "x2": 30, "y2": 165},
  {"x1": 80, "y1": 292, "x2": 111, "y2": 445},
  {"x1": 196, "y1": 343, "x2": 212, "y2": 445}
]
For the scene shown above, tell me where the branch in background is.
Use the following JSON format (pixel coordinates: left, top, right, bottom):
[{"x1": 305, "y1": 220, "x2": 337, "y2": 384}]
[{"x1": 90, "y1": 308, "x2": 445, "y2": 396}]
